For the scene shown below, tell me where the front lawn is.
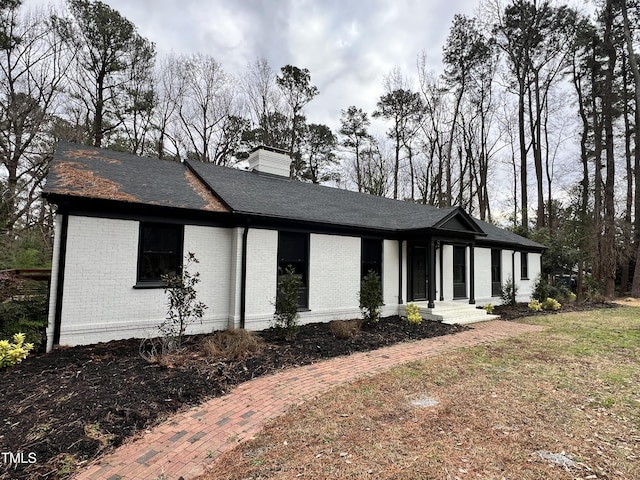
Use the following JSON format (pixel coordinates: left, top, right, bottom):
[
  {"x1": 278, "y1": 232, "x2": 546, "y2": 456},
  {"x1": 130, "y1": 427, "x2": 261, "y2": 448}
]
[{"x1": 203, "y1": 306, "x2": 640, "y2": 480}]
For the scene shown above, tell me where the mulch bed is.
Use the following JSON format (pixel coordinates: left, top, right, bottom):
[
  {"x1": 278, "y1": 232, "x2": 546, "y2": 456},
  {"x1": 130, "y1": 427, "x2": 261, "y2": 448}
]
[
  {"x1": 0, "y1": 315, "x2": 465, "y2": 480},
  {"x1": 0, "y1": 303, "x2": 617, "y2": 479}
]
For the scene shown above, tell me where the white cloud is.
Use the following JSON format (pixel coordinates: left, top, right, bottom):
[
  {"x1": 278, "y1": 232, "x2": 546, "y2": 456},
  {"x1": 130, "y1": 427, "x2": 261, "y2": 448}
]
[{"x1": 24, "y1": 0, "x2": 481, "y2": 131}]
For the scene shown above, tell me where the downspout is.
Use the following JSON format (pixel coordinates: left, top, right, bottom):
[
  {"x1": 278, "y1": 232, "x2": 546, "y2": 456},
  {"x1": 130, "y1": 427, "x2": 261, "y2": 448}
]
[
  {"x1": 397, "y1": 239, "x2": 403, "y2": 304},
  {"x1": 52, "y1": 212, "x2": 69, "y2": 348},
  {"x1": 240, "y1": 221, "x2": 250, "y2": 329},
  {"x1": 512, "y1": 250, "x2": 516, "y2": 286}
]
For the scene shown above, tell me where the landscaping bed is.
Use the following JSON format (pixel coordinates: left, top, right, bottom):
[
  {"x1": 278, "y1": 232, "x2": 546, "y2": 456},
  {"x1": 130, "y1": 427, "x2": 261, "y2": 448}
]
[{"x1": 0, "y1": 315, "x2": 465, "y2": 480}]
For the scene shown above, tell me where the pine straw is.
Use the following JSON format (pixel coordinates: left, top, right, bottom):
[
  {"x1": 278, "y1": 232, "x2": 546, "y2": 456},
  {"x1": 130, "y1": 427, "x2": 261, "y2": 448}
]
[
  {"x1": 52, "y1": 161, "x2": 138, "y2": 202},
  {"x1": 202, "y1": 309, "x2": 640, "y2": 480},
  {"x1": 329, "y1": 319, "x2": 363, "y2": 339},
  {"x1": 201, "y1": 329, "x2": 265, "y2": 360}
]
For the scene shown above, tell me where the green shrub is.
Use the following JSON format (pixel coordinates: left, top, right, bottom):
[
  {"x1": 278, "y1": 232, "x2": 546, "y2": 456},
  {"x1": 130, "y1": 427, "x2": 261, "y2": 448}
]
[
  {"x1": 532, "y1": 275, "x2": 572, "y2": 303},
  {"x1": 160, "y1": 252, "x2": 207, "y2": 351},
  {"x1": 542, "y1": 297, "x2": 562, "y2": 311},
  {"x1": 0, "y1": 274, "x2": 48, "y2": 352},
  {"x1": 405, "y1": 302, "x2": 422, "y2": 325},
  {"x1": 0, "y1": 332, "x2": 34, "y2": 368},
  {"x1": 531, "y1": 275, "x2": 549, "y2": 301},
  {"x1": 500, "y1": 276, "x2": 518, "y2": 307},
  {"x1": 528, "y1": 299, "x2": 542, "y2": 311},
  {"x1": 273, "y1": 264, "x2": 302, "y2": 340},
  {"x1": 359, "y1": 270, "x2": 383, "y2": 325},
  {"x1": 482, "y1": 303, "x2": 494, "y2": 314}
]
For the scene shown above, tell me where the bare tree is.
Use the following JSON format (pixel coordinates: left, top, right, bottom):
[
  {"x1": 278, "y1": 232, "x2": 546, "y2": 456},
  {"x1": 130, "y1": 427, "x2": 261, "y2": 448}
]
[
  {"x1": 242, "y1": 57, "x2": 286, "y2": 149},
  {"x1": 54, "y1": 0, "x2": 155, "y2": 148},
  {"x1": 276, "y1": 65, "x2": 319, "y2": 178},
  {"x1": 373, "y1": 68, "x2": 425, "y2": 200},
  {"x1": 339, "y1": 106, "x2": 371, "y2": 192},
  {"x1": 0, "y1": 3, "x2": 71, "y2": 239},
  {"x1": 174, "y1": 53, "x2": 243, "y2": 165}
]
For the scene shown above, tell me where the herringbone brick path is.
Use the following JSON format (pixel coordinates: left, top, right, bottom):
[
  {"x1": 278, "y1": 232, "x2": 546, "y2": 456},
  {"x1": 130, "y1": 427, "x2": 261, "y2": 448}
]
[{"x1": 73, "y1": 320, "x2": 544, "y2": 480}]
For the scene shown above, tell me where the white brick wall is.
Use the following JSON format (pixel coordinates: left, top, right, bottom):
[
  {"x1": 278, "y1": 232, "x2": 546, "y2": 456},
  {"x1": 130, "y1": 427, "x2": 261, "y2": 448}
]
[
  {"x1": 309, "y1": 234, "x2": 360, "y2": 310},
  {"x1": 474, "y1": 247, "x2": 493, "y2": 301},
  {"x1": 243, "y1": 228, "x2": 278, "y2": 330},
  {"x1": 48, "y1": 213, "x2": 542, "y2": 346},
  {"x1": 243, "y1": 231, "x2": 400, "y2": 330},
  {"x1": 53, "y1": 216, "x2": 233, "y2": 347},
  {"x1": 382, "y1": 239, "x2": 400, "y2": 308}
]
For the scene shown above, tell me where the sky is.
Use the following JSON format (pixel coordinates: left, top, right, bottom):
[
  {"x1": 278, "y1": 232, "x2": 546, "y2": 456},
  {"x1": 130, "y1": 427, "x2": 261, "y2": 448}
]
[{"x1": 25, "y1": 0, "x2": 482, "y2": 132}]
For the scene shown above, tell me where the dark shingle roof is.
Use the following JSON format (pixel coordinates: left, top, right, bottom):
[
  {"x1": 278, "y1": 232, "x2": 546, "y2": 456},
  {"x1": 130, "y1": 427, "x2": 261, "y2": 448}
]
[
  {"x1": 475, "y1": 219, "x2": 545, "y2": 250},
  {"x1": 187, "y1": 160, "x2": 457, "y2": 231},
  {"x1": 43, "y1": 143, "x2": 545, "y2": 250},
  {"x1": 43, "y1": 142, "x2": 228, "y2": 213}
]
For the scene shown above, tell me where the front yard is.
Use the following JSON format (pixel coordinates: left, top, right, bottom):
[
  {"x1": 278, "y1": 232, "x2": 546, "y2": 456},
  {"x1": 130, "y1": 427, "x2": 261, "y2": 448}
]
[
  {"x1": 204, "y1": 306, "x2": 640, "y2": 480},
  {"x1": 0, "y1": 315, "x2": 463, "y2": 480}
]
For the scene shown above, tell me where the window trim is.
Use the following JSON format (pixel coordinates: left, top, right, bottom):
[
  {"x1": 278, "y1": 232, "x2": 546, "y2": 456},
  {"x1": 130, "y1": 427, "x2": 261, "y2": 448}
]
[
  {"x1": 135, "y1": 222, "x2": 184, "y2": 288},
  {"x1": 520, "y1": 251, "x2": 529, "y2": 280},
  {"x1": 276, "y1": 230, "x2": 310, "y2": 310},
  {"x1": 361, "y1": 238, "x2": 383, "y2": 281}
]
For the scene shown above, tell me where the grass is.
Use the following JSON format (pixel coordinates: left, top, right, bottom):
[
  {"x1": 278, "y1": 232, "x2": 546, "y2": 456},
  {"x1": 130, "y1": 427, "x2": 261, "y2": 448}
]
[{"x1": 201, "y1": 307, "x2": 640, "y2": 480}]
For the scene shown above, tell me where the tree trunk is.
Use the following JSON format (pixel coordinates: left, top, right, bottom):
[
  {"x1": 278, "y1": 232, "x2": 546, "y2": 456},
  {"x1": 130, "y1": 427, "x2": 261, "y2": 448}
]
[
  {"x1": 621, "y1": 0, "x2": 640, "y2": 297},
  {"x1": 602, "y1": 0, "x2": 617, "y2": 298},
  {"x1": 518, "y1": 75, "x2": 529, "y2": 230}
]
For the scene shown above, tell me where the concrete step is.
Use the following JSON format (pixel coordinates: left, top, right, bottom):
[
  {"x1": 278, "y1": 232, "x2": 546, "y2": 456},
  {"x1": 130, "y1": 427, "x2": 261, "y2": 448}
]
[{"x1": 399, "y1": 301, "x2": 500, "y2": 325}]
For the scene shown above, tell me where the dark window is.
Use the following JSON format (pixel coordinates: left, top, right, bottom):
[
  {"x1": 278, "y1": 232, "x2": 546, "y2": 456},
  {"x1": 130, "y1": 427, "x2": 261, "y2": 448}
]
[
  {"x1": 277, "y1": 231, "x2": 309, "y2": 309},
  {"x1": 361, "y1": 238, "x2": 383, "y2": 280},
  {"x1": 453, "y1": 245, "x2": 466, "y2": 298},
  {"x1": 137, "y1": 223, "x2": 183, "y2": 284},
  {"x1": 521, "y1": 252, "x2": 529, "y2": 279},
  {"x1": 491, "y1": 249, "x2": 502, "y2": 296}
]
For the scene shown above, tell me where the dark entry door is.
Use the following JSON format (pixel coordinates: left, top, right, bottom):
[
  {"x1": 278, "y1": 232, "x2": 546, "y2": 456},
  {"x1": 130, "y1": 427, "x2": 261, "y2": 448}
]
[
  {"x1": 453, "y1": 245, "x2": 467, "y2": 298},
  {"x1": 411, "y1": 246, "x2": 427, "y2": 300}
]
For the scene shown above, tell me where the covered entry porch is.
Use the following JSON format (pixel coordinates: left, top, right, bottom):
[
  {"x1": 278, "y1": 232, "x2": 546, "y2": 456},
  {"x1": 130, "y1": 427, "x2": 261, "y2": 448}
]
[{"x1": 402, "y1": 208, "x2": 487, "y2": 309}]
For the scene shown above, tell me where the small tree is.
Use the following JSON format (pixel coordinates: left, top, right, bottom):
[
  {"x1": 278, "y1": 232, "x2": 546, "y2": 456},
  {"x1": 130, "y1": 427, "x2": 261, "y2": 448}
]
[
  {"x1": 359, "y1": 270, "x2": 383, "y2": 324},
  {"x1": 273, "y1": 265, "x2": 302, "y2": 340},
  {"x1": 500, "y1": 275, "x2": 518, "y2": 308},
  {"x1": 160, "y1": 252, "x2": 207, "y2": 351}
]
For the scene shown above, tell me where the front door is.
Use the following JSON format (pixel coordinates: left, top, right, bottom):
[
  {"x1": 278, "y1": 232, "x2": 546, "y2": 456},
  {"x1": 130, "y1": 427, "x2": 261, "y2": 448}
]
[
  {"x1": 411, "y1": 246, "x2": 427, "y2": 300},
  {"x1": 453, "y1": 245, "x2": 467, "y2": 299}
]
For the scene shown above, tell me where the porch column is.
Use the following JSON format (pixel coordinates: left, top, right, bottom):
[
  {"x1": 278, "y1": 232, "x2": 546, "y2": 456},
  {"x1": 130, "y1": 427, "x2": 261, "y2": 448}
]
[
  {"x1": 398, "y1": 239, "x2": 404, "y2": 304},
  {"x1": 438, "y1": 241, "x2": 444, "y2": 301},
  {"x1": 468, "y1": 243, "x2": 475, "y2": 304},
  {"x1": 428, "y1": 238, "x2": 436, "y2": 308}
]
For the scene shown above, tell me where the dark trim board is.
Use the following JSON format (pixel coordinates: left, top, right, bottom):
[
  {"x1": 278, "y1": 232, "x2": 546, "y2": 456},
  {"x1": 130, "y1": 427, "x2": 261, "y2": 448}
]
[
  {"x1": 46, "y1": 194, "x2": 235, "y2": 229},
  {"x1": 52, "y1": 213, "x2": 69, "y2": 346}
]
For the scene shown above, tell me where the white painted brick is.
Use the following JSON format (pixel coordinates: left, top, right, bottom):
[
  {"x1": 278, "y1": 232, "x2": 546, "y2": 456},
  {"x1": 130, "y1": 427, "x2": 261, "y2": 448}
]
[{"x1": 309, "y1": 234, "x2": 360, "y2": 310}]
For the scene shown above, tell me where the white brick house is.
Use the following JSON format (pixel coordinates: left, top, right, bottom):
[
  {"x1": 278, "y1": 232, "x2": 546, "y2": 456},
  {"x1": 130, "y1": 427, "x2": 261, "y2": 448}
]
[{"x1": 42, "y1": 143, "x2": 545, "y2": 351}]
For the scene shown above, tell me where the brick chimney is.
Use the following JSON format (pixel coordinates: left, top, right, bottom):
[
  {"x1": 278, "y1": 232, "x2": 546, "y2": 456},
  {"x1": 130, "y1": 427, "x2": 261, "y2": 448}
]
[{"x1": 247, "y1": 146, "x2": 292, "y2": 177}]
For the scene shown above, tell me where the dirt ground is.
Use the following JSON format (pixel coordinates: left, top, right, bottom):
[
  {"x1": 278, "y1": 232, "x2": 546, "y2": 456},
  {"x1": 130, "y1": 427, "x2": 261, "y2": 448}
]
[{"x1": 0, "y1": 316, "x2": 464, "y2": 480}]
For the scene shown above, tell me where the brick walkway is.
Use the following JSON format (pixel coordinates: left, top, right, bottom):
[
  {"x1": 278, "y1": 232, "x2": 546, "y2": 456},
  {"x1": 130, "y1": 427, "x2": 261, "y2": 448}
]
[{"x1": 74, "y1": 320, "x2": 544, "y2": 480}]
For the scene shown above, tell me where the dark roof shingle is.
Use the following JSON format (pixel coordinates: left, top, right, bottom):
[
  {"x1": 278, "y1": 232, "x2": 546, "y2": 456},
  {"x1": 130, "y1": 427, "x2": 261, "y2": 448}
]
[
  {"x1": 43, "y1": 143, "x2": 545, "y2": 250},
  {"x1": 43, "y1": 142, "x2": 228, "y2": 213}
]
